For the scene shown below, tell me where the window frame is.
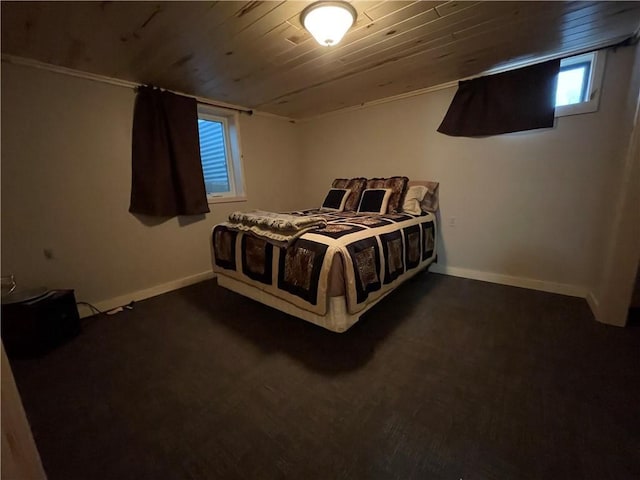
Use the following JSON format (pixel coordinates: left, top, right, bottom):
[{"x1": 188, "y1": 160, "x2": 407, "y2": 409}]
[
  {"x1": 197, "y1": 104, "x2": 247, "y2": 204},
  {"x1": 555, "y1": 50, "x2": 606, "y2": 118}
]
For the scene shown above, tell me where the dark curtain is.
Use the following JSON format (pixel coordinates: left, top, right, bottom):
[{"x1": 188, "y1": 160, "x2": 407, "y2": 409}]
[
  {"x1": 129, "y1": 86, "x2": 210, "y2": 217},
  {"x1": 437, "y1": 59, "x2": 560, "y2": 137}
]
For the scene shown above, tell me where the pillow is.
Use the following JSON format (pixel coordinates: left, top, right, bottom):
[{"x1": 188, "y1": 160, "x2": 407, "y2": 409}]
[
  {"x1": 321, "y1": 188, "x2": 351, "y2": 211},
  {"x1": 408, "y1": 180, "x2": 440, "y2": 212},
  {"x1": 402, "y1": 185, "x2": 428, "y2": 215},
  {"x1": 331, "y1": 177, "x2": 367, "y2": 211},
  {"x1": 358, "y1": 188, "x2": 392, "y2": 214},
  {"x1": 366, "y1": 176, "x2": 409, "y2": 213}
]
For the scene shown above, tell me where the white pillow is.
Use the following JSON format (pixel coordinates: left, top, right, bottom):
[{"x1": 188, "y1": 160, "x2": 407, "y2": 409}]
[
  {"x1": 402, "y1": 185, "x2": 428, "y2": 215},
  {"x1": 357, "y1": 188, "x2": 392, "y2": 214}
]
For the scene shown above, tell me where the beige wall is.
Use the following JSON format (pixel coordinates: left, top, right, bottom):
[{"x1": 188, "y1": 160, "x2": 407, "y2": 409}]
[
  {"x1": 298, "y1": 47, "x2": 637, "y2": 294},
  {"x1": 590, "y1": 43, "x2": 640, "y2": 326},
  {"x1": 2, "y1": 46, "x2": 637, "y2": 313},
  {"x1": 1, "y1": 62, "x2": 302, "y2": 309}
]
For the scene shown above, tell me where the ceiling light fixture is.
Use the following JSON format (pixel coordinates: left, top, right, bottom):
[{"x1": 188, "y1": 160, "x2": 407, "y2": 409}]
[{"x1": 301, "y1": 1, "x2": 357, "y2": 47}]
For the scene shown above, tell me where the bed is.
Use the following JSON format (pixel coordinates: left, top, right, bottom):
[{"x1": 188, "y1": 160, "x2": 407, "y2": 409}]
[{"x1": 210, "y1": 178, "x2": 438, "y2": 333}]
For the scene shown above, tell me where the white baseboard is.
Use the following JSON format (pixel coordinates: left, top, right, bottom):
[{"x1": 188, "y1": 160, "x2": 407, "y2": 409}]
[
  {"x1": 430, "y1": 264, "x2": 588, "y2": 298},
  {"x1": 78, "y1": 265, "x2": 588, "y2": 318},
  {"x1": 78, "y1": 271, "x2": 215, "y2": 318},
  {"x1": 586, "y1": 291, "x2": 600, "y2": 318}
]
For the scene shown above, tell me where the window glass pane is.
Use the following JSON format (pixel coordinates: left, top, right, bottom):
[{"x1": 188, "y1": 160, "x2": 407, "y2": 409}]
[
  {"x1": 198, "y1": 119, "x2": 230, "y2": 194},
  {"x1": 555, "y1": 66, "x2": 587, "y2": 107}
]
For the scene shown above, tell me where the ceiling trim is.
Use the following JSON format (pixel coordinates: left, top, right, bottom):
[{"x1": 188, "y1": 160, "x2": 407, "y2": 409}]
[
  {"x1": 0, "y1": 54, "x2": 290, "y2": 119},
  {"x1": 298, "y1": 32, "x2": 634, "y2": 123},
  {"x1": 1, "y1": 53, "x2": 137, "y2": 88},
  {"x1": 1, "y1": 23, "x2": 635, "y2": 125}
]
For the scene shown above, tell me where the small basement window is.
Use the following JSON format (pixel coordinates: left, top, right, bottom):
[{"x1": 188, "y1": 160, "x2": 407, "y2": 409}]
[
  {"x1": 555, "y1": 51, "x2": 605, "y2": 117},
  {"x1": 197, "y1": 104, "x2": 246, "y2": 203}
]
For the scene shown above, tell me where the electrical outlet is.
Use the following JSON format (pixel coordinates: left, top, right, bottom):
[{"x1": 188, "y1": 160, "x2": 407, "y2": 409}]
[{"x1": 448, "y1": 217, "x2": 456, "y2": 227}]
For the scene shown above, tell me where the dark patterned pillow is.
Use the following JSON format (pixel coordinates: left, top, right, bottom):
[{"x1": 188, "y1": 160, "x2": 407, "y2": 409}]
[
  {"x1": 331, "y1": 177, "x2": 367, "y2": 211},
  {"x1": 358, "y1": 188, "x2": 392, "y2": 214},
  {"x1": 321, "y1": 188, "x2": 351, "y2": 211},
  {"x1": 366, "y1": 176, "x2": 409, "y2": 213}
]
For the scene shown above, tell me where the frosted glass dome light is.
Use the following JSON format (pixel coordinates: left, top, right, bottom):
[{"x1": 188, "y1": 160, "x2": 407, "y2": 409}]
[{"x1": 301, "y1": 1, "x2": 357, "y2": 47}]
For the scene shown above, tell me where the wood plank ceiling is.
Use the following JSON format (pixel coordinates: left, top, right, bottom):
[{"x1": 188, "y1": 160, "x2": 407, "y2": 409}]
[{"x1": 2, "y1": 1, "x2": 640, "y2": 119}]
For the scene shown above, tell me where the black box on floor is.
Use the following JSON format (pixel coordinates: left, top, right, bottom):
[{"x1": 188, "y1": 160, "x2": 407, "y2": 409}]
[{"x1": 1, "y1": 290, "x2": 81, "y2": 358}]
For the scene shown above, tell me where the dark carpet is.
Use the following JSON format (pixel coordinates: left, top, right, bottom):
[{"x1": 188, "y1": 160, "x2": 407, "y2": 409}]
[{"x1": 9, "y1": 273, "x2": 640, "y2": 480}]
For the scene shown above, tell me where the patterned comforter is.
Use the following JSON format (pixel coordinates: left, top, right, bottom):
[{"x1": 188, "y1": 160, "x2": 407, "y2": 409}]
[{"x1": 212, "y1": 209, "x2": 436, "y2": 316}]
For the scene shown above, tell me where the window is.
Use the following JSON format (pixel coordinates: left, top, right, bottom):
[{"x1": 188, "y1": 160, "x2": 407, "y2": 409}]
[
  {"x1": 197, "y1": 105, "x2": 246, "y2": 203},
  {"x1": 556, "y1": 59, "x2": 591, "y2": 106},
  {"x1": 554, "y1": 51, "x2": 606, "y2": 117}
]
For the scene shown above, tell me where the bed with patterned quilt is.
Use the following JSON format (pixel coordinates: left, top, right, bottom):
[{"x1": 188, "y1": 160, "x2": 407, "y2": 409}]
[{"x1": 211, "y1": 177, "x2": 439, "y2": 333}]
